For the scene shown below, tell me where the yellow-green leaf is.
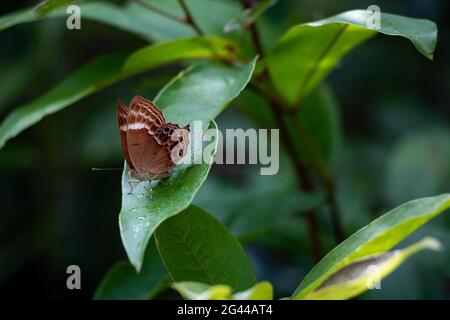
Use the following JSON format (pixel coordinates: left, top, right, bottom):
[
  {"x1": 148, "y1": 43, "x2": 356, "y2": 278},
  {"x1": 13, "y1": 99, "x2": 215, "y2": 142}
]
[
  {"x1": 304, "y1": 237, "x2": 442, "y2": 300},
  {"x1": 172, "y1": 282, "x2": 233, "y2": 300},
  {"x1": 292, "y1": 194, "x2": 450, "y2": 299}
]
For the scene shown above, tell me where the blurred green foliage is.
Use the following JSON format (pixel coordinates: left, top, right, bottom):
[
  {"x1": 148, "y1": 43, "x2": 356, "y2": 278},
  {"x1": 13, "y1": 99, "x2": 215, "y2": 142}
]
[{"x1": 0, "y1": 0, "x2": 449, "y2": 299}]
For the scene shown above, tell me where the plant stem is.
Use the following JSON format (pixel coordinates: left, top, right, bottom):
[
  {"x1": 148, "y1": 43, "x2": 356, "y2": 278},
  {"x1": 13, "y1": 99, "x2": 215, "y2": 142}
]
[
  {"x1": 265, "y1": 90, "x2": 323, "y2": 262},
  {"x1": 294, "y1": 115, "x2": 345, "y2": 243},
  {"x1": 133, "y1": 0, "x2": 204, "y2": 36},
  {"x1": 324, "y1": 176, "x2": 344, "y2": 243},
  {"x1": 240, "y1": 0, "x2": 264, "y2": 58},
  {"x1": 178, "y1": 0, "x2": 204, "y2": 36},
  {"x1": 132, "y1": 0, "x2": 187, "y2": 25}
]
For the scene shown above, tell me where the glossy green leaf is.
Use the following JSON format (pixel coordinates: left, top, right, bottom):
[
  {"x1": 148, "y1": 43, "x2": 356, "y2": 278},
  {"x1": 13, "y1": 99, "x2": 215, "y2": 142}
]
[
  {"x1": 119, "y1": 126, "x2": 218, "y2": 272},
  {"x1": 94, "y1": 241, "x2": 168, "y2": 300},
  {"x1": 172, "y1": 281, "x2": 273, "y2": 300},
  {"x1": 224, "y1": 0, "x2": 278, "y2": 32},
  {"x1": 0, "y1": 36, "x2": 238, "y2": 149},
  {"x1": 154, "y1": 58, "x2": 257, "y2": 127},
  {"x1": 292, "y1": 194, "x2": 450, "y2": 299},
  {"x1": 120, "y1": 59, "x2": 256, "y2": 271},
  {"x1": 0, "y1": 1, "x2": 240, "y2": 41},
  {"x1": 155, "y1": 206, "x2": 256, "y2": 292},
  {"x1": 305, "y1": 237, "x2": 441, "y2": 300},
  {"x1": 123, "y1": 37, "x2": 237, "y2": 75},
  {"x1": 267, "y1": 10, "x2": 438, "y2": 105}
]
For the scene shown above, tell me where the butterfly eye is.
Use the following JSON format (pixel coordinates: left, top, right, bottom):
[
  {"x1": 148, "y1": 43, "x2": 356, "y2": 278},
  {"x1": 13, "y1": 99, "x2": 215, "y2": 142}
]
[
  {"x1": 164, "y1": 127, "x2": 170, "y2": 133},
  {"x1": 169, "y1": 129, "x2": 175, "y2": 135},
  {"x1": 179, "y1": 149, "x2": 184, "y2": 157}
]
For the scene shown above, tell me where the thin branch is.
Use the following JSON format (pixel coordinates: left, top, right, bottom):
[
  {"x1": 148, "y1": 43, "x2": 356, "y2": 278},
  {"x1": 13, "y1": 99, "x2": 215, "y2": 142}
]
[
  {"x1": 178, "y1": 0, "x2": 204, "y2": 36},
  {"x1": 248, "y1": 80, "x2": 323, "y2": 261},
  {"x1": 324, "y1": 177, "x2": 344, "y2": 243},
  {"x1": 294, "y1": 115, "x2": 345, "y2": 243},
  {"x1": 248, "y1": 21, "x2": 264, "y2": 58},
  {"x1": 132, "y1": 0, "x2": 187, "y2": 25},
  {"x1": 266, "y1": 90, "x2": 323, "y2": 262},
  {"x1": 240, "y1": 0, "x2": 264, "y2": 58}
]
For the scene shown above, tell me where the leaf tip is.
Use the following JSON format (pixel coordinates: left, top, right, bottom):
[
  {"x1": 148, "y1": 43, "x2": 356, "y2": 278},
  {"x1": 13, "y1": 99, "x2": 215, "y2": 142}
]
[{"x1": 421, "y1": 236, "x2": 442, "y2": 251}]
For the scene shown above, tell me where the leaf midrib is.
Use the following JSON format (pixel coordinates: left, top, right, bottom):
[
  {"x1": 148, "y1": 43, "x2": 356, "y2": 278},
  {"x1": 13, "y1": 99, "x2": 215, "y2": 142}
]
[
  {"x1": 295, "y1": 24, "x2": 348, "y2": 105},
  {"x1": 170, "y1": 221, "x2": 216, "y2": 285}
]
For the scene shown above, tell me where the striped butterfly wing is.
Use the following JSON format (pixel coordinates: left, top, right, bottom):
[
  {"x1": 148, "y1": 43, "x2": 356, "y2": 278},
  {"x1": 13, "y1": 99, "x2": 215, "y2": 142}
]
[
  {"x1": 117, "y1": 96, "x2": 190, "y2": 180},
  {"x1": 125, "y1": 96, "x2": 175, "y2": 179}
]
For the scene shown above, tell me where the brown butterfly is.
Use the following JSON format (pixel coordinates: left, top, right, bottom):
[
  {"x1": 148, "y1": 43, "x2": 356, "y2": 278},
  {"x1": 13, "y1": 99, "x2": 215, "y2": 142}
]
[{"x1": 118, "y1": 96, "x2": 190, "y2": 181}]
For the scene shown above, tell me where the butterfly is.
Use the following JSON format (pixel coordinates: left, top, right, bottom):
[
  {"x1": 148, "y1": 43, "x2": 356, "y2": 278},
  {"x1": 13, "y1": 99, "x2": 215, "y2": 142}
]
[{"x1": 118, "y1": 96, "x2": 190, "y2": 181}]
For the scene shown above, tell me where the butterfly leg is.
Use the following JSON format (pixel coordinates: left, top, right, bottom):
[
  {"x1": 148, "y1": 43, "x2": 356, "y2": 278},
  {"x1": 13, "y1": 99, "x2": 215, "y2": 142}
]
[
  {"x1": 127, "y1": 181, "x2": 134, "y2": 195},
  {"x1": 127, "y1": 179, "x2": 140, "y2": 195}
]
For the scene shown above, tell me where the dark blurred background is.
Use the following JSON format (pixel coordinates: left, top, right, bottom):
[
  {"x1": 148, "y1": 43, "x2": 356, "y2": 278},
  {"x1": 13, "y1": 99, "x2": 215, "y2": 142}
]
[{"x1": 0, "y1": 0, "x2": 449, "y2": 299}]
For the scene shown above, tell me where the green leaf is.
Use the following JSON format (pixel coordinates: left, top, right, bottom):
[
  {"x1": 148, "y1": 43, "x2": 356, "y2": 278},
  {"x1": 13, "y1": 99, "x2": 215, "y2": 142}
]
[
  {"x1": 267, "y1": 10, "x2": 438, "y2": 105},
  {"x1": 0, "y1": 36, "x2": 238, "y2": 149},
  {"x1": 122, "y1": 37, "x2": 237, "y2": 75},
  {"x1": 94, "y1": 241, "x2": 168, "y2": 300},
  {"x1": 292, "y1": 194, "x2": 450, "y2": 299},
  {"x1": 224, "y1": 0, "x2": 278, "y2": 32},
  {"x1": 155, "y1": 206, "x2": 256, "y2": 292},
  {"x1": 237, "y1": 86, "x2": 341, "y2": 164},
  {"x1": 119, "y1": 124, "x2": 218, "y2": 272},
  {"x1": 0, "y1": 51, "x2": 128, "y2": 150},
  {"x1": 0, "y1": 1, "x2": 241, "y2": 41},
  {"x1": 154, "y1": 58, "x2": 258, "y2": 127},
  {"x1": 73, "y1": 1, "x2": 192, "y2": 41},
  {"x1": 35, "y1": 0, "x2": 79, "y2": 14},
  {"x1": 304, "y1": 237, "x2": 441, "y2": 300},
  {"x1": 120, "y1": 58, "x2": 256, "y2": 271},
  {"x1": 172, "y1": 281, "x2": 273, "y2": 300},
  {"x1": 233, "y1": 281, "x2": 273, "y2": 300},
  {"x1": 172, "y1": 282, "x2": 232, "y2": 300}
]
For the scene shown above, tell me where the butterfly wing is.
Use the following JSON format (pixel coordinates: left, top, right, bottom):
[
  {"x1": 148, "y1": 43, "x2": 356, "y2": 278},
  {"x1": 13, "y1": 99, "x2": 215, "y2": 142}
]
[
  {"x1": 119, "y1": 95, "x2": 189, "y2": 180},
  {"x1": 117, "y1": 98, "x2": 135, "y2": 171},
  {"x1": 126, "y1": 129, "x2": 175, "y2": 179},
  {"x1": 125, "y1": 96, "x2": 175, "y2": 179},
  {"x1": 127, "y1": 95, "x2": 165, "y2": 135},
  {"x1": 154, "y1": 123, "x2": 190, "y2": 163}
]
